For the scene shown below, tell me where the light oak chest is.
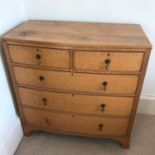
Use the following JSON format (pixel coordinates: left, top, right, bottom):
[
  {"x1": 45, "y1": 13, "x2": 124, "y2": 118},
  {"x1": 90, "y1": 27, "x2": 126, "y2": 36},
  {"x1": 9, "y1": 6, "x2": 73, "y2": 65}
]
[{"x1": 2, "y1": 20, "x2": 151, "y2": 148}]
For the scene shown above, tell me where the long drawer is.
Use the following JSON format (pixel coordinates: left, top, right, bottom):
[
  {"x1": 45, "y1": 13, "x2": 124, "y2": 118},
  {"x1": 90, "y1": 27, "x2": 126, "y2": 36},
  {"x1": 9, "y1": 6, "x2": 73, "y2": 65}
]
[
  {"x1": 74, "y1": 51, "x2": 143, "y2": 72},
  {"x1": 19, "y1": 87, "x2": 134, "y2": 116},
  {"x1": 23, "y1": 107, "x2": 129, "y2": 136},
  {"x1": 9, "y1": 45, "x2": 70, "y2": 69},
  {"x1": 14, "y1": 67, "x2": 139, "y2": 94}
]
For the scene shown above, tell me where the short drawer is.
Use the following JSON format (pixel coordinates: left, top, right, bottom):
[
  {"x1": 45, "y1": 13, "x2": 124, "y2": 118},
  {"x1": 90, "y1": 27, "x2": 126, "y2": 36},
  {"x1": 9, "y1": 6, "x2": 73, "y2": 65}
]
[
  {"x1": 9, "y1": 45, "x2": 70, "y2": 69},
  {"x1": 23, "y1": 107, "x2": 129, "y2": 136},
  {"x1": 19, "y1": 88, "x2": 134, "y2": 116},
  {"x1": 14, "y1": 67, "x2": 139, "y2": 94},
  {"x1": 74, "y1": 51, "x2": 144, "y2": 72}
]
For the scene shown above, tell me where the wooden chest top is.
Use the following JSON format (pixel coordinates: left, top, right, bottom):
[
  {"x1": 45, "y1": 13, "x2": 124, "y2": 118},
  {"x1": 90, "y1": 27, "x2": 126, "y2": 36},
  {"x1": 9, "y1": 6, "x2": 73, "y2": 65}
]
[{"x1": 3, "y1": 20, "x2": 151, "y2": 49}]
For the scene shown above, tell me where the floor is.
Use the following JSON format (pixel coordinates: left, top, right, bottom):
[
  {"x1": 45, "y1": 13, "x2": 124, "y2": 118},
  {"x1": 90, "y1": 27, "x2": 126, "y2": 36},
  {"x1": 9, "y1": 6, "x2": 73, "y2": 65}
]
[{"x1": 15, "y1": 114, "x2": 155, "y2": 155}]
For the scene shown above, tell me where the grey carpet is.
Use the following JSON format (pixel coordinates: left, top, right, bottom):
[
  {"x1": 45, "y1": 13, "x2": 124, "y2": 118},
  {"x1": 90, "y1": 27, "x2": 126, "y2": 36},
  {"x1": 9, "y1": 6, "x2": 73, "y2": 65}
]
[{"x1": 15, "y1": 114, "x2": 155, "y2": 155}]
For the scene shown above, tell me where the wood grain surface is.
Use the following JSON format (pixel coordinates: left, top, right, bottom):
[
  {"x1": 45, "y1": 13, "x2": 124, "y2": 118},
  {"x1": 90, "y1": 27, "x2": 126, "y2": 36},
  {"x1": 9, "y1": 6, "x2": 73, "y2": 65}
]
[
  {"x1": 75, "y1": 51, "x2": 144, "y2": 72},
  {"x1": 19, "y1": 87, "x2": 134, "y2": 116},
  {"x1": 3, "y1": 20, "x2": 151, "y2": 49},
  {"x1": 14, "y1": 66, "x2": 139, "y2": 94},
  {"x1": 9, "y1": 45, "x2": 70, "y2": 69},
  {"x1": 23, "y1": 107, "x2": 129, "y2": 136}
]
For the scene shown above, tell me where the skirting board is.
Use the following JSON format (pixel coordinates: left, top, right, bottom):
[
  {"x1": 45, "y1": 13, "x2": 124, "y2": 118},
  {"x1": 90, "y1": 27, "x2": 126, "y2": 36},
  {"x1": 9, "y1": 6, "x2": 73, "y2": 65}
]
[
  {"x1": 0, "y1": 117, "x2": 23, "y2": 155},
  {"x1": 138, "y1": 95, "x2": 155, "y2": 115}
]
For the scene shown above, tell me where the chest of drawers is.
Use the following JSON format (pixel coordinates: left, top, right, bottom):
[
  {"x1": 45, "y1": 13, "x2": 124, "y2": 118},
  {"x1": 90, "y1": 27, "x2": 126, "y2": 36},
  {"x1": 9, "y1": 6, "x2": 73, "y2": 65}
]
[{"x1": 2, "y1": 20, "x2": 151, "y2": 148}]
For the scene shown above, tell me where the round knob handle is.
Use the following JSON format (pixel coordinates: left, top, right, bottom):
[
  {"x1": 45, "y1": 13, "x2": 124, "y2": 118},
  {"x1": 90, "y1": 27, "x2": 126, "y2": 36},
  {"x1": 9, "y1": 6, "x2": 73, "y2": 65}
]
[
  {"x1": 35, "y1": 53, "x2": 41, "y2": 65},
  {"x1": 104, "y1": 59, "x2": 111, "y2": 65},
  {"x1": 35, "y1": 54, "x2": 41, "y2": 59},
  {"x1": 98, "y1": 124, "x2": 103, "y2": 131},
  {"x1": 39, "y1": 76, "x2": 45, "y2": 81},
  {"x1": 100, "y1": 104, "x2": 106, "y2": 112},
  {"x1": 42, "y1": 97, "x2": 47, "y2": 106},
  {"x1": 102, "y1": 81, "x2": 108, "y2": 91},
  {"x1": 45, "y1": 118, "x2": 50, "y2": 126},
  {"x1": 102, "y1": 81, "x2": 108, "y2": 86},
  {"x1": 104, "y1": 59, "x2": 111, "y2": 71}
]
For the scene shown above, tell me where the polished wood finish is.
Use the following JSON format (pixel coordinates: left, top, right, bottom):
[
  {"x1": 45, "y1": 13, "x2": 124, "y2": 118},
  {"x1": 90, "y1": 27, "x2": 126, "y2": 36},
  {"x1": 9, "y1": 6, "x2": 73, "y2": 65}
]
[
  {"x1": 19, "y1": 87, "x2": 134, "y2": 116},
  {"x1": 9, "y1": 45, "x2": 70, "y2": 69},
  {"x1": 2, "y1": 20, "x2": 151, "y2": 149},
  {"x1": 14, "y1": 67, "x2": 138, "y2": 94},
  {"x1": 3, "y1": 20, "x2": 151, "y2": 49},
  {"x1": 23, "y1": 107, "x2": 129, "y2": 136},
  {"x1": 75, "y1": 51, "x2": 144, "y2": 72}
]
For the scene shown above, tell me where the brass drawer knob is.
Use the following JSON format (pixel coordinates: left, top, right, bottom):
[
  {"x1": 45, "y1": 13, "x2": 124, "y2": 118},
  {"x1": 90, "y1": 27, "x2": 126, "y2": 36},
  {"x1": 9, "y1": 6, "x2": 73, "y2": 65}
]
[
  {"x1": 98, "y1": 124, "x2": 103, "y2": 131},
  {"x1": 100, "y1": 104, "x2": 106, "y2": 112},
  {"x1": 39, "y1": 76, "x2": 45, "y2": 81},
  {"x1": 42, "y1": 97, "x2": 47, "y2": 106},
  {"x1": 104, "y1": 59, "x2": 111, "y2": 71},
  {"x1": 102, "y1": 81, "x2": 108, "y2": 91},
  {"x1": 45, "y1": 118, "x2": 50, "y2": 126}
]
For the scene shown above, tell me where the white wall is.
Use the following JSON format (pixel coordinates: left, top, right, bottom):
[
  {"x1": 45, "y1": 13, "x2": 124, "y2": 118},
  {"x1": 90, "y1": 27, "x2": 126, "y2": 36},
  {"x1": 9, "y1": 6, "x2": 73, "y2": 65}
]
[
  {"x1": 0, "y1": 0, "x2": 25, "y2": 155},
  {"x1": 23, "y1": 0, "x2": 155, "y2": 97}
]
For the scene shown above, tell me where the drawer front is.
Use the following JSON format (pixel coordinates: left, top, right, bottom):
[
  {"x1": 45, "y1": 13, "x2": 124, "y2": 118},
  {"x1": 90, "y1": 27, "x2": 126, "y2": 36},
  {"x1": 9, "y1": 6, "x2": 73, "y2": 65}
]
[
  {"x1": 74, "y1": 51, "x2": 143, "y2": 72},
  {"x1": 23, "y1": 107, "x2": 129, "y2": 136},
  {"x1": 14, "y1": 67, "x2": 138, "y2": 94},
  {"x1": 9, "y1": 45, "x2": 70, "y2": 69},
  {"x1": 19, "y1": 88, "x2": 134, "y2": 116}
]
